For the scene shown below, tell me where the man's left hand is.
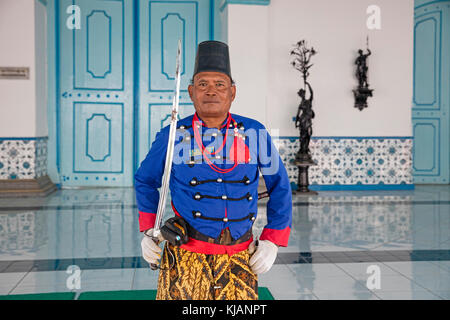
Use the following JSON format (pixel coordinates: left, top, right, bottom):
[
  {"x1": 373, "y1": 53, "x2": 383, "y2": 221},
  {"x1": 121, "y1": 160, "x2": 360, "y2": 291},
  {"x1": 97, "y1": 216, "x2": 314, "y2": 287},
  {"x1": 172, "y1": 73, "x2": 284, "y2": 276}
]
[{"x1": 248, "y1": 240, "x2": 278, "y2": 274}]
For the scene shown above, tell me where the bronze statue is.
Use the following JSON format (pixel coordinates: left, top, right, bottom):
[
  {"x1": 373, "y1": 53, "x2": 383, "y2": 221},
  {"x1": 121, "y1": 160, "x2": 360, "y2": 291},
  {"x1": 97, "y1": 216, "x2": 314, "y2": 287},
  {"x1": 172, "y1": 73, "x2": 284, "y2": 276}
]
[
  {"x1": 355, "y1": 49, "x2": 371, "y2": 88},
  {"x1": 295, "y1": 81, "x2": 315, "y2": 157},
  {"x1": 353, "y1": 46, "x2": 373, "y2": 111}
]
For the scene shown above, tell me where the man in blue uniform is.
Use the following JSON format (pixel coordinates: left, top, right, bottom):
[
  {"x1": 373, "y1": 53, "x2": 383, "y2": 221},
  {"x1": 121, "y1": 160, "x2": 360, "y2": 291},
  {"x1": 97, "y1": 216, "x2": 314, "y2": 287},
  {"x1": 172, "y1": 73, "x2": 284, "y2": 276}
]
[{"x1": 135, "y1": 41, "x2": 292, "y2": 300}]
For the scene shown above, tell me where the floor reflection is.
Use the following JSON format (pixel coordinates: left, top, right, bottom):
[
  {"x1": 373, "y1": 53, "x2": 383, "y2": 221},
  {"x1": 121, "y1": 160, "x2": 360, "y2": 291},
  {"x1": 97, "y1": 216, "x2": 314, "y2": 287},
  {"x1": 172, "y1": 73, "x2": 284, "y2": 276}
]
[{"x1": 0, "y1": 185, "x2": 448, "y2": 299}]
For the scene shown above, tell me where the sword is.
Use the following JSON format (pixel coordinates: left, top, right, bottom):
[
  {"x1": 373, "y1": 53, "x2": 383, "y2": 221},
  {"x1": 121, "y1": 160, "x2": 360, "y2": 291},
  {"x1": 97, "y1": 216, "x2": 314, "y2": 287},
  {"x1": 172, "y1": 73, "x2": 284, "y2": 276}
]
[{"x1": 150, "y1": 40, "x2": 182, "y2": 270}]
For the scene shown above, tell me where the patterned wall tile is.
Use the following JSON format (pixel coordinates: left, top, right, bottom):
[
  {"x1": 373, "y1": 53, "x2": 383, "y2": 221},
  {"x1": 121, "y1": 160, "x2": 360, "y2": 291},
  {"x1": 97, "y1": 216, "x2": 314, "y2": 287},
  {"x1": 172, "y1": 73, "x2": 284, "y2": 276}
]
[
  {"x1": 274, "y1": 137, "x2": 413, "y2": 186},
  {"x1": 0, "y1": 136, "x2": 411, "y2": 186},
  {"x1": 35, "y1": 138, "x2": 48, "y2": 178},
  {"x1": 0, "y1": 138, "x2": 48, "y2": 180}
]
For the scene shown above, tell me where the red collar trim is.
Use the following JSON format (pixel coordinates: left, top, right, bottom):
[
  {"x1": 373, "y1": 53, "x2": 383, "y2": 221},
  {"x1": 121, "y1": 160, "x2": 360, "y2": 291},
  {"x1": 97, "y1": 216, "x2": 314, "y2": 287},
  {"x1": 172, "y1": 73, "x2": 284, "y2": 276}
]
[{"x1": 193, "y1": 113, "x2": 232, "y2": 129}]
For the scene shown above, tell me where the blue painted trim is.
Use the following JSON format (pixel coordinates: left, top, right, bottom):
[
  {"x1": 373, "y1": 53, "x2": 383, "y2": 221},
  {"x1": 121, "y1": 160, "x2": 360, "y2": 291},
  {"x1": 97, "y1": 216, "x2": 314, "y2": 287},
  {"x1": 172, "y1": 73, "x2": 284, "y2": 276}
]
[
  {"x1": 85, "y1": 114, "x2": 112, "y2": 162},
  {"x1": 0, "y1": 137, "x2": 48, "y2": 141},
  {"x1": 413, "y1": 10, "x2": 442, "y2": 110},
  {"x1": 415, "y1": 0, "x2": 450, "y2": 10},
  {"x1": 133, "y1": 0, "x2": 140, "y2": 176},
  {"x1": 219, "y1": 0, "x2": 227, "y2": 12},
  {"x1": 160, "y1": 13, "x2": 186, "y2": 79},
  {"x1": 210, "y1": 0, "x2": 214, "y2": 39},
  {"x1": 306, "y1": 184, "x2": 415, "y2": 191},
  {"x1": 412, "y1": 117, "x2": 441, "y2": 176},
  {"x1": 86, "y1": 10, "x2": 112, "y2": 79},
  {"x1": 37, "y1": 0, "x2": 48, "y2": 6},
  {"x1": 55, "y1": 0, "x2": 61, "y2": 173},
  {"x1": 413, "y1": 15, "x2": 438, "y2": 106}
]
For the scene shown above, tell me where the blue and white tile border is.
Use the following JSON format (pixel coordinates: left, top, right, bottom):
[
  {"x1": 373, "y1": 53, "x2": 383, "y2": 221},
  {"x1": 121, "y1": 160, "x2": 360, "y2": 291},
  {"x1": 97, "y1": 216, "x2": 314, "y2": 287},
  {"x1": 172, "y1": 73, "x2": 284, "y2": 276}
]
[
  {"x1": 0, "y1": 137, "x2": 48, "y2": 180},
  {"x1": 274, "y1": 137, "x2": 414, "y2": 190},
  {"x1": 0, "y1": 136, "x2": 413, "y2": 189}
]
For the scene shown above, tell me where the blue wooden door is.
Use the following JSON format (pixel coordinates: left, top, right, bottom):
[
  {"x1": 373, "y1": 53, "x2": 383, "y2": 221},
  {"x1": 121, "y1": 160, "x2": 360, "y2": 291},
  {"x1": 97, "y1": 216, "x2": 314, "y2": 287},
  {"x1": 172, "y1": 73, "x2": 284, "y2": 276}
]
[
  {"x1": 59, "y1": 0, "x2": 134, "y2": 186},
  {"x1": 412, "y1": 1, "x2": 450, "y2": 184},
  {"x1": 58, "y1": 0, "x2": 211, "y2": 186},
  {"x1": 136, "y1": 0, "x2": 210, "y2": 165}
]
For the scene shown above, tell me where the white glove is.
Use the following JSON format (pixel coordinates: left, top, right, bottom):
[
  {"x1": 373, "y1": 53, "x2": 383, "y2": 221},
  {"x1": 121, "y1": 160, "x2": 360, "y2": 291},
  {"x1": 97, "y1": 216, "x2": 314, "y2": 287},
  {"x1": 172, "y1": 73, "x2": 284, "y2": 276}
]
[
  {"x1": 141, "y1": 229, "x2": 162, "y2": 265},
  {"x1": 248, "y1": 240, "x2": 278, "y2": 274}
]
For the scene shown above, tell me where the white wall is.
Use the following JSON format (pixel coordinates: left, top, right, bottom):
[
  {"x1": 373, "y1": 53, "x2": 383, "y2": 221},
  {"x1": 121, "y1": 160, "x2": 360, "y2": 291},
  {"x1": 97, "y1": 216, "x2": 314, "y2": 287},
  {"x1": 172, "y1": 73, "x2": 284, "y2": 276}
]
[
  {"x1": 228, "y1": 4, "x2": 269, "y2": 127},
  {"x1": 0, "y1": 0, "x2": 47, "y2": 137},
  {"x1": 228, "y1": 0, "x2": 414, "y2": 137}
]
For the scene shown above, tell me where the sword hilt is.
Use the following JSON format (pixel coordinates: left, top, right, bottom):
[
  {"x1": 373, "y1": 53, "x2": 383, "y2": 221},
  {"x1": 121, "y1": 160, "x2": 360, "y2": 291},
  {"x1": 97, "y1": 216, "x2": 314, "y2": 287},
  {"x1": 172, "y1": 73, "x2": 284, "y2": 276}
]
[{"x1": 149, "y1": 230, "x2": 165, "y2": 270}]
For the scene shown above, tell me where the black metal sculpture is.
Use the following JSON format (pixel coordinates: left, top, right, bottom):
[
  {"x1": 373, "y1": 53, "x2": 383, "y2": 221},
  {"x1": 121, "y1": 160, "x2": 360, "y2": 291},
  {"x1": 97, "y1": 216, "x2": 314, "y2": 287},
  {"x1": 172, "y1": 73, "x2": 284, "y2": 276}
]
[
  {"x1": 353, "y1": 39, "x2": 374, "y2": 111},
  {"x1": 290, "y1": 40, "x2": 317, "y2": 194},
  {"x1": 295, "y1": 82, "x2": 315, "y2": 161}
]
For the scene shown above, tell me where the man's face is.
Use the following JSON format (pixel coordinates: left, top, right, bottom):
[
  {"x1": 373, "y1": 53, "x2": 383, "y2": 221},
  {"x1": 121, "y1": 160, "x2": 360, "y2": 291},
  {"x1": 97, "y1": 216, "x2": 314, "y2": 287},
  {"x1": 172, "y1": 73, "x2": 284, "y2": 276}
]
[{"x1": 188, "y1": 71, "x2": 236, "y2": 119}]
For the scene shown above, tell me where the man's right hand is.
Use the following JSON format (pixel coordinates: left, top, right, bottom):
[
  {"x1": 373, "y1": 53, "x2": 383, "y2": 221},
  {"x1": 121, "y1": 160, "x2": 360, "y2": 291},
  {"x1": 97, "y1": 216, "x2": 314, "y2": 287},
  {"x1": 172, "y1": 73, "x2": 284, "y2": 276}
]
[{"x1": 141, "y1": 229, "x2": 162, "y2": 265}]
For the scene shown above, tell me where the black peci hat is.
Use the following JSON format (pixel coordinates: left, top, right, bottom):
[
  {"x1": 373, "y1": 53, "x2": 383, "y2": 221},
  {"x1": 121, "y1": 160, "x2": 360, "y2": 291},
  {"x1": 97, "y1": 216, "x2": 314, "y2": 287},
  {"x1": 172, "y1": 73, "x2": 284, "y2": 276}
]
[{"x1": 192, "y1": 40, "x2": 232, "y2": 82}]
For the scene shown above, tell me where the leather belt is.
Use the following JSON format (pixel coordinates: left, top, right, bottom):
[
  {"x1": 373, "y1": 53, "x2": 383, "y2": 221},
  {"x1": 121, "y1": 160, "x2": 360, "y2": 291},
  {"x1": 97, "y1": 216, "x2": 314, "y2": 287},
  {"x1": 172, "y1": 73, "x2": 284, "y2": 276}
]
[{"x1": 186, "y1": 224, "x2": 252, "y2": 245}]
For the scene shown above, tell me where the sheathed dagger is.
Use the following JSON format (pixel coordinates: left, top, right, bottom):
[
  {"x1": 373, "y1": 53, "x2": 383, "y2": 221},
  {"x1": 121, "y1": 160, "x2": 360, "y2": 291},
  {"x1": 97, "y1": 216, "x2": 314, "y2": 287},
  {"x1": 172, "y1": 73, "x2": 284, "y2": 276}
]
[{"x1": 150, "y1": 40, "x2": 182, "y2": 270}]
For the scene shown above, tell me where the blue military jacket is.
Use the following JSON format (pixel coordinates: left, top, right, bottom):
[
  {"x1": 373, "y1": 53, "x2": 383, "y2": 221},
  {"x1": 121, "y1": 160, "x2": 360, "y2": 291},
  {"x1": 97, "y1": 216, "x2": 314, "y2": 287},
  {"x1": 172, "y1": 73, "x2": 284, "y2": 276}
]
[{"x1": 135, "y1": 113, "x2": 292, "y2": 248}]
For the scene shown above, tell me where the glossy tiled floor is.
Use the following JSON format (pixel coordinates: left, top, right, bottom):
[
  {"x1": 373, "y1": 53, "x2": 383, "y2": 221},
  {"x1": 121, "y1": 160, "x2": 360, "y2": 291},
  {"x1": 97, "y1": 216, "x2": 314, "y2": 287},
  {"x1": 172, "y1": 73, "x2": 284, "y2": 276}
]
[{"x1": 0, "y1": 185, "x2": 449, "y2": 300}]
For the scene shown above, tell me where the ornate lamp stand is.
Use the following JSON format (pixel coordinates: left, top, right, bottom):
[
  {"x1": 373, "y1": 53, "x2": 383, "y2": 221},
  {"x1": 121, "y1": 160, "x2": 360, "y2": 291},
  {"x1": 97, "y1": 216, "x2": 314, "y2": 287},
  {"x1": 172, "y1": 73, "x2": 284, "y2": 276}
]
[
  {"x1": 291, "y1": 40, "x2": 318, "y2": 195},
  {"x1": 294, "y1": 151, "x2": 317, "y2": 194}
]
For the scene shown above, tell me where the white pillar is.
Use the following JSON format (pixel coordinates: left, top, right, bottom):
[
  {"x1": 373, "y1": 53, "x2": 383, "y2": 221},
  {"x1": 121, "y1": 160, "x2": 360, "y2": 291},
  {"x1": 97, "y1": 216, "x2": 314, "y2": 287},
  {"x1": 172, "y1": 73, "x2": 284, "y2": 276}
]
[{"x1": 0, "y1": 0, "x2": 55, "y2": 196}]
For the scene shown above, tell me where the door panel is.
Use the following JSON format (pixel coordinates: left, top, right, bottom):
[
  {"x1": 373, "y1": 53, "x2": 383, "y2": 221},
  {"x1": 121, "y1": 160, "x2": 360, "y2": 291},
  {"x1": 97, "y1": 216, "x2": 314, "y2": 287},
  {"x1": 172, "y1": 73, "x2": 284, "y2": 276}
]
[
  {"x1": 412, "y1": 2, "x2": 450, "y2": 184},
  {"x1": 413, "y1": 13, "x2": 439, "y2": 108},
  {"x1": 137, "y1": 0, "x2": 210, "y2": 165},
  {"x1": 73, "y1": 102, "x2": 124, "y2": 173},
  {"x1": 412, "y1": 119, "x2": 439, "y2": 174},
  {"x1": 57, "y1": 0, "x2": 211, "y2": 186},
  {"x1": 59, "y1": 0, "x2": 133, "y2": 186}
]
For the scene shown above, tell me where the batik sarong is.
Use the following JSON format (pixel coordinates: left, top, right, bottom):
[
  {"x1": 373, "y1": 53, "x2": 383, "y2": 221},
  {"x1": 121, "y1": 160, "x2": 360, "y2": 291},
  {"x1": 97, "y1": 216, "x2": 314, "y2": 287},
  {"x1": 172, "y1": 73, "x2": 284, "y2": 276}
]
[{"x1": 156, "y1": 243, "x2": 258, "y2": 300}]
